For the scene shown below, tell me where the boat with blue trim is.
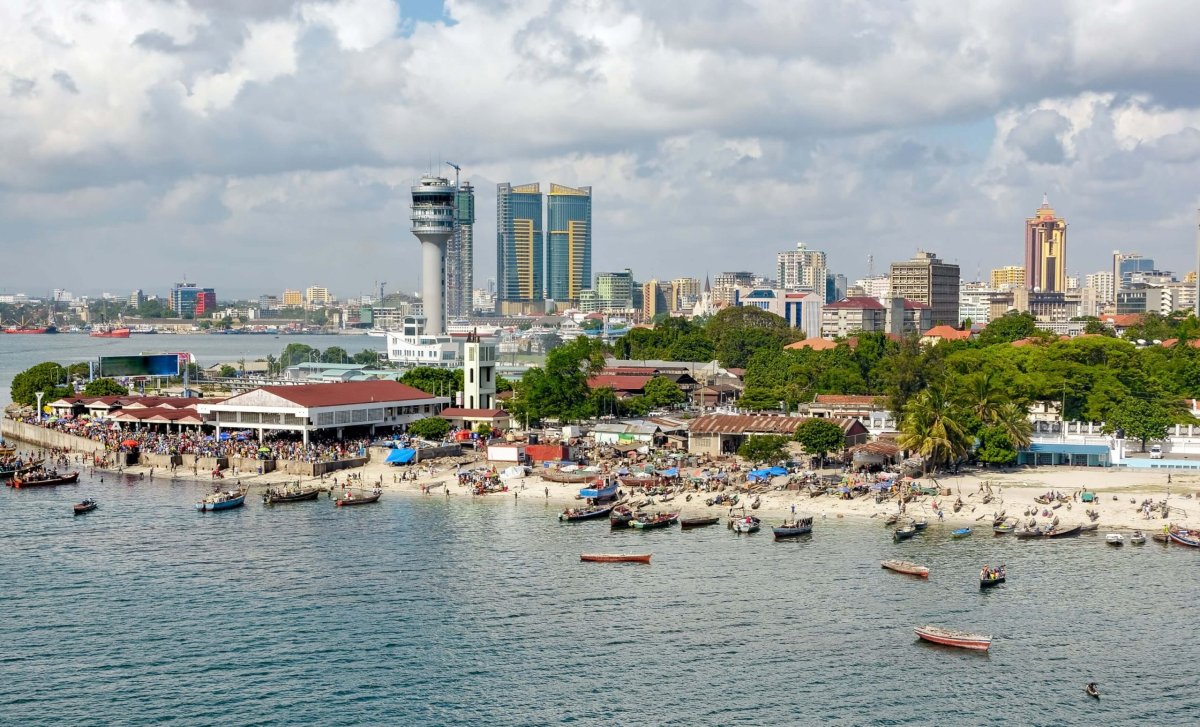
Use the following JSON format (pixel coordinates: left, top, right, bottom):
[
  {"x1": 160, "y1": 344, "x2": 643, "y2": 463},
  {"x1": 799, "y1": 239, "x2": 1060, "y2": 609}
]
[
  {"x1": 579, "y1": 479, "x2": 619, "y2": 501},
  {"x1": 196, "y1": 488, "x2": 247, "y2": 512}
]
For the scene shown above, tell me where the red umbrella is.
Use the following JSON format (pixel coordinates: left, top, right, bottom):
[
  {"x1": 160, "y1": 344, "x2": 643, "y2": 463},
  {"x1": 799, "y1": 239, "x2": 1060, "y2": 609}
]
[{"x1": 121, "y1": 439, "x2": 139, "y2": 448}]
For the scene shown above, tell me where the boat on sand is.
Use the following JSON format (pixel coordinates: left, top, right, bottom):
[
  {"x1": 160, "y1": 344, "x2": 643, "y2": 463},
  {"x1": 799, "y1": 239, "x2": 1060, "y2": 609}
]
[
  {"x1": 580, "y1": 553, "x2": 651, "y2": 564},
  {"x1": 914, "y1": 625, "x2": 991, "y2": 651}
]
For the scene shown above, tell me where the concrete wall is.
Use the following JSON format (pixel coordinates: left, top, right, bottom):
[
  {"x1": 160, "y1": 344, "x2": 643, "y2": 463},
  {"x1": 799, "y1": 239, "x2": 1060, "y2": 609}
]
[
  {"x1": 416, "y1": 444, "x2": 465, "y2": 462},
  {"x1": 2, "y1": 419, "x2": 106, "y2": 454}
]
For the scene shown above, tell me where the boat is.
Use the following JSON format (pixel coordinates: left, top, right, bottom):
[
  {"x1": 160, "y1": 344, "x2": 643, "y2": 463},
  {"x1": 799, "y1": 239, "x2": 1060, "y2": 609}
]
[
  {"x1": 1045, "y1": 524, "x2": 1082, "y2": 539},
  {"x1": 196, "y1": 488, "x2": 248, "y2": 511},
  {"x1": 579, "y1": 480, "x2": 620, "y2": 501},
  {"x1": 1, "y1": 458, "x2": 45, "y2": 481},
  {"x1": 750, "y1": 496, "x2": 761, "y2": 510},
  {"x1": 73, "y1": 498, "x2": 98, "y2": 515},
  {"x1": 1130, "y1": 530, "x2": 1147, "y2": 545},
  {"x1": 914, "y1": 625, "x2": 991, "y2": 651},
  {"x1": 1079, "y1": 523, "x2": 1099, "y2": 533},
  {"x1": 1152, "y1": 532, "x2": 1169, "y2": 543},
  {"x1": 90, "y1": 326, "x2": 131, "y2": 338},
  {"x1": 0, "y1": 443, "x2": 14, "y2": 457},
  {"x1": 730, "y1": 515, "x2": 761, "y2": 534},
  {"x1": 1014, "y1": 527, "x2": 1042, "y2": 539},
  {"x1": 335, "y1": 490, "x2": 382, "y2": 507},
  {"x1": 3, "y1": 325, "x2": 57, "y2": 334},
  {"x1": 540, "y1": 469, "x2": 596, "y2": 484},
  {"x1": 1105, "y1": 533, "x2": 1124, "y2": 546},
  {"x1": 618, "y1": 475, "x2": 664, "y2": 488},
  {"x1": 1167, "y1": 526, "x2": 1200, "y2": 547},
  {"x1": 13, "y1": 471, "x2": 80, "y2": 488},
  {"x1": 580, "y1": 553, "x2": 651, "y2": 564},
  {"x1": 882, "y1": 513, "x2": 899, "y2": 527},
  {"x1": 979, "y1": 566, "x2": 1006, "y2": 589},
  {"x1": 609, "y1": 505, "x2": 635, "y2": 528},
  {"x1": 893, "y1": 524, "x2": 918, "y2": 541},
  {"x1": 1085, "y1": 683, "x2": 1100, "y2": 699},
  {"x1": 559, "y1": 504, "x2": 614, "y2": 522},
  {"x1": 911, "y1": 519, "x2": 928, "y2": 531},
  {"x1": 262, "y1": 484, "x2": 322, "y2": 504},
  {"x1": 629, "y1": 511, "x2": 678, "y2": 530},
  {"x1": 881, "y1": 560, "x2": 929, "y2": 578},
  {"x1": 993, "y1": 523, "x2": 1015, "y2": 535},
  {"x1": 951, "y1": 527, "x2": 972, "y2": 538},
  {"x1": 680, "y1": 516, "x2": 720, "y2": 529},
  {"x1": 773, "y1": 516, "x2": 814, "y2": 539}
]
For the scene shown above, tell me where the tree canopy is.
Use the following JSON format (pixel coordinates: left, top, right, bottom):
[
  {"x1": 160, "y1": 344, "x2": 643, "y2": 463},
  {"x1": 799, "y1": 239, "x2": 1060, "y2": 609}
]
[
  {"x1": 408, "y1": 416, "x2": 450, "y2": 441},
  {"x1": 793, "y1": 419, "x2": 846, "y2": 462},
  {"x1": 11, "y1": 362, "x2": 71, "y2": 406},
  {"x1": 83, "y1": 378, "x2": 129, "y2": 397},
  {"x1": 737, "y1": 434, "x2": 790, "y2": 463},
  {"x1": 399, "y1": 367, "x2": 462, "y2": 398}
]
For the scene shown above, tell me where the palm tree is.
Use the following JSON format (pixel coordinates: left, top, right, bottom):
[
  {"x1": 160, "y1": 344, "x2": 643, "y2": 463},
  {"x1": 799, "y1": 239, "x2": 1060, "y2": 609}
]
[
  {"x1": 897, "y1": 384, "x2": 970, "y2": 473},
  {"x1": 992, "y1": 401, "x2": 1033, "y2": 449},
  {"x1": 965, "y1": 371, "x2": 1005, "y2": 424}
]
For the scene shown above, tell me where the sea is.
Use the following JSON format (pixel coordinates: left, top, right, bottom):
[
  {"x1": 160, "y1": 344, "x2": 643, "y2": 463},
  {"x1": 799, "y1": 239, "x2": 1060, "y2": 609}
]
[
  {"x1": 0, "y1": 333, "x2": 377, "y2": 406},
  {"x1": 1, "y1": 470, "x2": 1196, "y2": 725}
]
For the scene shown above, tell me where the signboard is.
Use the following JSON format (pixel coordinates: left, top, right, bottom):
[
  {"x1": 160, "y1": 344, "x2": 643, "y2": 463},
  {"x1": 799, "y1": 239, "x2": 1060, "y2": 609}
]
[{"x1": 98, "y1": 354, "x2": 181, "y2": 378}]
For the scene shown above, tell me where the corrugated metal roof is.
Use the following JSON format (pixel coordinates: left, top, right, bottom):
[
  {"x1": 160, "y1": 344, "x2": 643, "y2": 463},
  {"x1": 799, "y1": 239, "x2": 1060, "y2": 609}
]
[
  {"x1": 689, "y1": 413, "x2": 864, "y2": 435},
  {"x1": 1025, "y1": 443, "x2": 1110, "y2": 455}
]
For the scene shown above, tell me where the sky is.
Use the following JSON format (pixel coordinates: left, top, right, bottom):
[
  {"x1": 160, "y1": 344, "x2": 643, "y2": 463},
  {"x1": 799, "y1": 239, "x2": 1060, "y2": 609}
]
[{"x1": 3, "y1": 0, "x2": 1200, "y2": 300}]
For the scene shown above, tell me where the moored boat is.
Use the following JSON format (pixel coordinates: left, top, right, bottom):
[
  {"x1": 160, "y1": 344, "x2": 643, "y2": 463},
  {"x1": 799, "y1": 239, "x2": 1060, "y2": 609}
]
[
  {"x1": 773, "y1": 516, "x2": 814, "y2": 539},
  {"x1": 1, "y1": 458, "x2": 45, "y2": 481},
  {"x1": 559, "y1": 504, "x2": 614, "y2": 522},
  {"x1": 881, "y1": 560, "x2": 929, "y2": 578},
  {"x1": 335, "y1": 489, "x2": 382, "y2": 507},
  {"x1": 629, "y1": 511, "x2": 678, "y2": 530},
  {"x1": 262, "y1": 484, "x2": 321, "y2": 504},
  {"x1": 1045, "y1": 524, "x2": 1082, "y2": 539},
  {"x1": 1130, "y1": 530, "x2": 1146, "y2": 545},
  {"x1": 540, "y1": 469, "x2": 596, "y2": 484},
  {"x1": 90, "y1": 326, "x2": 131, "y2": 338},
  {"x1": 951, "y1": 527, "x2": 972, "y2": 538},
  {"x1": 893, "y1": 524, "x2": 918, "y2": 541},
  {"x1": 914, "y1": 625, "x2": 992, "y2": 651},
  {"x1": 579, "y1": 480, "x2": 619, "y2": 501},
  {"x1": 580, "y1": 553, "x2": 651, "y2": 564},
  {"x1": 911, "y1": 519, "x2": 928, "y2": 531},
  {"x1": 618, "y1": 475, "x2": 664, "y2": 488},
  {"x1": 993, "y1": 523, "x2": 1015, "y2": 535},
  {"x1": 13, "y1": 471, "x2": 80, "y2": 488},
  {"x1": 196, "y1": 488, "x2": 248, "y2": 512},
  {"x1": 1105, "y1": 533, "x2": 1124, "y2": 546},
  {"x1": 680, "y1": 516, "x2": 720, "y2": 529},
  {"x1": 1167, "y1": 526, "x2": 1200, "y2": 547},
  {"x1": 1014, "y1": 527, "x2": 1042, "y2": 539},
  {"x1": 73, "y1": 498, "x2": 98, "y2": 515},
  {"x1": 609, "y1": 504, "x2": 634, "y2": 528},
  {"x1": 730, "y1": 515, "x2": 761, "y2": 534}
]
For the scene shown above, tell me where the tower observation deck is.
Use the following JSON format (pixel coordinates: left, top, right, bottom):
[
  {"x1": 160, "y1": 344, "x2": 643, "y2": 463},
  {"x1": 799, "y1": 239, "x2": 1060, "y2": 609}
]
[{"x1": 411, "y1": 175, "x2": 456, "y2": 335}]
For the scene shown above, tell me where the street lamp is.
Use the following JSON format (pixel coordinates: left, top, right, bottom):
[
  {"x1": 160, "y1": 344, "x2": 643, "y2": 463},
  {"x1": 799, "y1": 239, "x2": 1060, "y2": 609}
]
[{"x1": 35, "y1": 391, "x2": 44, "y2": 422}]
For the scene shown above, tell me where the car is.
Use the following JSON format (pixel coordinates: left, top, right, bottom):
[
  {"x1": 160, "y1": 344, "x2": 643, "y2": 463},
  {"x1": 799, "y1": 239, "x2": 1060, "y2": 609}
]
[{"x1": 1149, "y1": 445, "x2": 1164, "y2": 460}]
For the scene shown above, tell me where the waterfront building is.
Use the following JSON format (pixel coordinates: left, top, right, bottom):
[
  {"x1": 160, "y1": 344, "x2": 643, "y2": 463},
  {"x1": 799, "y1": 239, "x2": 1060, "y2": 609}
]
[
  {"x1": 990, "y1": 265, "x2": 1025, "y2": 290},
  {"x1": 1025, "y1": 196, "x2": 1067, "y2": 293},
  {"x1": 642, "y1": 279, "x2": 669, "y2": 321},
  {"x1": 305, "y1": 286, "x2": 332, "y2": 309},
  {"x1": 777, "y1": 243, "x2": 827, "y2": 293},
  {"x1": 462, "y1": 328, "x2": 497, "y2": 410},
  {"x1": 169, "y1": 282, "x2": 216, "y2": 319},
  {"x1": 496, "y1": 182, "x2": 544, "y2": 315},
  {"x1": 446, "y1": 181, "x2": 475, "y2": 320},
  {"x1": 411, "y1": 175, "x2": 456, "y2": 336},
  {"x1": 713, "y1": 272, "x2": 755, "y2": 307},
  {"x1": 546, "y1": 183, "x2": 591, "y2": 305},
  {"x1": 385, "y1": 315, "x2": 461, "y2": 369},
  {"x1": 258, "y1": 295, "x2": 280, "y2": 312},
  {"x1": 282, "y1": 289, "x2": 303, "y2": 308},
  {"x1": 889, "y1": 251, "x2": 960, "y2": 326}
]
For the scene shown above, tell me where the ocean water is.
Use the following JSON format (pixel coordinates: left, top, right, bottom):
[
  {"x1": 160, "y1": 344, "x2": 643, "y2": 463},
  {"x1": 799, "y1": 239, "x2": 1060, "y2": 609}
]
[{"x1": 2, "y1": 472, "x2": 1196, "y2": 725}]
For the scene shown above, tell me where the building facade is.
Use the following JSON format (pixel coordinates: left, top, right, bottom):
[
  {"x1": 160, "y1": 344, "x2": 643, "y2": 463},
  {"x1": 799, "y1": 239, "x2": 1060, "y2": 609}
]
[
  {"x1": 990, "y1": 265, "x2": 1025, "y2": 290},
  {"x1": 462, "y1": 330, "x2": 497, "y2": 410},
  {"x1": 496, "y1": 182, "x2": 544, "y2": 315},
  {"x1": 889, "y1": 251, "x2": 960, "y2": 326},
  {"x1": 546, "y1": 183, "x2": 591, "y2": 305},
  {"x1": 642, "y1": 279, "x2": 669, "y2": 320},
  {"x1": 282, "y1": 289, "x2": 303, "y2": 308},
  {"x1": 1025, "y1": 196, "x2": 1067, "y2": 293},
  {"x1": 670, "y1": 277, "x2": 701, "y2": 313},
  {"x1": 777, "y1": 242, "x2": 827, "y2": 293},
  {"x1": 713, "y1": 272, "x2": 755, "y2": 307},
  {"x1": 305, "y1": 286, "x2": 332, "y2": 308},
  {"x1": 1086, "y1": 271, "x2": 1115, "y2": 306},
  {"x1": 594, "y1": 269, "x2": 635, "y2": 313},
  {"x1": 411, "y1": 175, "x2": 456, "y2": 336},
  {"x1": 169, "y1": 283, "x2": 216, "y2": 318},
  {"x1": 446, "y1": 181, "x2": 475, "y2": 319}
]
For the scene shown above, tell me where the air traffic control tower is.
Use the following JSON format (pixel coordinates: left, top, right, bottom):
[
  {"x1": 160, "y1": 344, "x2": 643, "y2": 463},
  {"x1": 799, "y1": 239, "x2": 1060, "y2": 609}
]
[{"x1": 411, "y1": 175, "x2": 456, "y2": 335}]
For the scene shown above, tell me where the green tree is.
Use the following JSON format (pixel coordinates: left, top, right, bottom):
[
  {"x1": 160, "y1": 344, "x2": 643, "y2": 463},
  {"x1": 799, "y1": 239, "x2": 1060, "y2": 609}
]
[
  {"x1": 978, "y1": 311, "x2": 1038, "y2": 346},
  {"x1": 1082, "y1": 319, "x2": 1114, "y2": 336},
  {"x1": 704, "y1": 307, "x2": 800, "y2": 368},
  {"x1": 11, "y1": 362, "x2": 71, "y2": 406},
  {"x1": 475, "y1": 422, "x2": 493, "y2": 437},
  {"x1": 897, "y1": 383, "x2": 970, "y2": 473},
  {"x1": 279, "y1": 343, "x2": 320, "y2": 368},
  {"x1": 1105, "y1": 397, "x2": 1174, "y2": 451},
  {"x1": 399, "y1": 367, "x2": 462, "y2": 397},
  {"x1": 992, "y1": 401, "x2": 1033, "y2": 449},
  {"x1": 793, "y1": 419, "x2": 846, "y2": 463},
  {"x1": 218, "y1": 365, "x2": 238, "y2": 378},
  {"x1": 321, "y1": 346, "x2": 349, "y2": 364},
  {"x1": 510, "y1": 336, "x2": 607, "y2": 424},
  {"x1": 642, "y1": 376, "x2": 686, "y2": 408},
  {"x1": 737, "y1": 434, "x2": 790, "y2": 463},
  {"x1": 137, "y1": 299, "x2": 167, "y2": 318},
  {"x1": 352, "y1": 349, "x2": 382, "y2": 367},
  {"x1": 408, "y1": 416, "x2": 450, "y2": 440},
  {"x1": 976, "y1": 426, "x2": 1018, "y2": 467},
  {"x1": 82, "y1": 377, "x2": 129, "y2": 397}
]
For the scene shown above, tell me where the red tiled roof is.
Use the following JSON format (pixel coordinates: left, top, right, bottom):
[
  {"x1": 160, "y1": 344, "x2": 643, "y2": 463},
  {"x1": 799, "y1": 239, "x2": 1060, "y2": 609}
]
[
  {"x1": 814, "y1": 394, "x2": 885, "y2": 407},
  {"x1": 252, "y1": 381, "x2": 436, "y2": 408},
  {"x1": 438, "y1": 408, "x2": 508, "y2": 418},
  {"x1": 825, "y1": 296, "x2": 885, "y2": 310},
  {"x1": 1100, "y1": 313, "x2": 1145, "y2": 327},
  {"x1": 923, "y1": 325, "x2": 972, "y2": 340},
  {"x1": 786, "y1": 338, "x2": 840, "y2": 351},
  {"x1": 587, "y1": 375, "x2": 653, "y2": 392},
  {"x1": 900, "y1": 299, "x2": 930, "y2": 309}
]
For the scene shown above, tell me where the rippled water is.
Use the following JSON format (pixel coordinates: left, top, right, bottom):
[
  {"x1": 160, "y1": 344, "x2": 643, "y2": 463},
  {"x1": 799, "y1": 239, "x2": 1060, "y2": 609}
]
[{"x1": 2, "y1": 473, "x2": 1197, "y2": 725}]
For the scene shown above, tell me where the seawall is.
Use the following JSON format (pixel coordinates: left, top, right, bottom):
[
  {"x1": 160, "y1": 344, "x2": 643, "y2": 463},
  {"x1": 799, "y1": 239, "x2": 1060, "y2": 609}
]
[{"x1": 2, "y1": 419, "x2": 106, "y2": 454}]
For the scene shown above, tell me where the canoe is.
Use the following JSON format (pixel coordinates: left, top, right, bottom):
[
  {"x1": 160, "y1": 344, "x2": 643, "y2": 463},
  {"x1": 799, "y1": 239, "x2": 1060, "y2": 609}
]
[
  {"x1": 680, "y1": 516, "x2": 720, "y2": 529},
  {"x1": 1085, "y1": 683, "x2": 1100, "y2": 699},
  {"x1": 263, "y1": 487, "x2": 321, "y2": 504},
  {"x1": 993, "y1": 524, "x2": 1015, "y2": 535},
  {"x1": 540, "y1": 470, "x2": 595, "y2": 484},
  {"x1": 580, "y1": 553, "x2": 651, "y2": 564},
  {"x1": 1168, "y1": 527, "x2": 1200, "y2": 547},
  {"x1": 881, "y1": 560, "x2": 929, "y2": 578},
  {"x1": 629, "y1": 512, "x2": 678, "y2": 530},
  {"x1": 73, "y1": 499, "x2": 98, "y2": 515},
  {"x1": 914, "y1": 625, "x2": 991, "y2": 651},
  {"x1": 893, "y1": 525, "x2": 917, "y2": 541},
  {"x1": 618, "y1": 476, "x2": 664, "y2": 488},
  {"x1": 196, "y1": 489, "x2": 247, "y2": 512},
  {"x1": 773, "y1": 517, "x2": 813, "y2": 539},
  {"x1": 951, "y1": 527, "x2": 972, "y2": 538},
  {"x1": 1014, "y1": 528, "x2": 1042, "y2": 539},
  {"x1": 912, "y1": 519, "x2": 928, "y2": 531},
  {"x1": 335, "y1": 491, "x2": 382, "y2": 507},
  {"x1": 1045, "y1": 524, "x2": 1082, "y2": 539},
  {"x1": 13, "y1": 471, "x2": 80, "y2": 488},
  {"x1": 979, "y1": 570, "x2": 1006, "y2": 589},
  {"x1": 610, "y1": 505, "x2": 634, "y2": 528},
  {"x1": 559, "y1": 505, "x2": 614, "y2": 522}
]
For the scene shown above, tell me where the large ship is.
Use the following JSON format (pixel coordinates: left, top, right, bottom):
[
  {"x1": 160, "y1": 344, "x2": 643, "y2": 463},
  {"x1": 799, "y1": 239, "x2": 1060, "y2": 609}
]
[
  {"x1": 90, "y1": 326, "x2": 131, "y2": 338},
  {"x1": 4, "y1": 324, "x2": 57, "y2": 334}
]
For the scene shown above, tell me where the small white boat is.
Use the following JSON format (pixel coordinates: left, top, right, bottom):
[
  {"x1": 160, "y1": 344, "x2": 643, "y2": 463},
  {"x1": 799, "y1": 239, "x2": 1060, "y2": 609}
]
[
  {"x1": 1130, "y1": 530, "x2": 1146, "y2": 545},
  {"x1": 1105, "y1": 533, "x2": 1124, "y2": 546},
  {"x1": 730, "y1": 516, "x2": 761, "y2": 534}
]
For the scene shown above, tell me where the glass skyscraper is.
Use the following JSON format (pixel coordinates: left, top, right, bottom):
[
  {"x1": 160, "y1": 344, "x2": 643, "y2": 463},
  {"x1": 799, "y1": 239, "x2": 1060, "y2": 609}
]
[
  {"x1": 446, "y1": 181, "x2": 475, "y2": 318},
  {"x1": 546, "y1": 184, "x2": 592, "y2": 304},
  {"x1": 496, "y1": 183, "x2": 544, "y2": 313}
]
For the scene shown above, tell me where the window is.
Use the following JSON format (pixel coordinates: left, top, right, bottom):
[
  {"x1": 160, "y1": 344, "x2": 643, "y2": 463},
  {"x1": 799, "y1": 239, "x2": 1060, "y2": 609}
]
[{"x1": 469, "y1": 369, "x2": 474, "y2": 384}]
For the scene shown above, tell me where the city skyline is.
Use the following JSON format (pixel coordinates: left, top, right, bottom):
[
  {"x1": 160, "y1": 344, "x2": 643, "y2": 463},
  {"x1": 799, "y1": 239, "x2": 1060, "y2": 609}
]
[{"x1": 3, "y1": 2, "x2": 1200, "y2": 297}]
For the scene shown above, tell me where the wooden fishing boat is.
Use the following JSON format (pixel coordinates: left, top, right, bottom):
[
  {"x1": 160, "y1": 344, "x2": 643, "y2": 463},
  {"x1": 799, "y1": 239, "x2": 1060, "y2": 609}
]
[
  {"x1": 579, "y1": 480, "x2": 620, "y2": 501},
  {"x1": 335, "y1": 490, "x2": 382, "y2": 507},
  {"x1": 610, "y1": 505, "x2": 634, "y2": 528},
  {"x1": 893, "y1": 524, "x2": 918, "y2": 541},
  {"x1": 882, "y1": 514, "x2": 899, "y2": 527},
  {"x1": 1045, "y1": 524, "x2": 1082, "y2": 539},
  {"x1": 1105, "y1": 533, "x2": 1124, "y2": 546},
  {"x1": 914, "y1": 625, "x2": 992, "y2": 651},
  {"x1": 262, "y1": 485, "x2": 321, "y2": 504},
  {"x1": 951, "y1": 527, "x2": 972, "y2": 538},
  {"x1": 629, "y1": 511, "x2": 678, "y2": 530},
  {"x1": 73, "y1": 498, "x2": 98, "y2": 515},
  {"x1": 911, "y1": 519, "x2": 928, "y2": 531},
  {"x1": 773, "y1": 516, "x2": 813, "y2": 539},
  {"x1": 559, "y1": 504, "x2": 614, "y2": 522},
  {"x1": 881, "y1": 560, "x2": 929, "y2": 578},
  {"x1": 680, "y1": 516, "x2": 720, "y2": 529},
  {"x1": 1152, "y1": 532, "x2": 1169, "y2": 543},
  {"x1": 0, "y1": 444, "x2": 15, "y2": 457},
  {"x1": 13, "y1": 471, "x2": 81, "y2": 488},
  {"x1": 1085, "y1": 683, "x2": 1100, "y2": 699},
  {"x1": 618, "y1": 475, "x2": 663, "y2": 488},
  {"x1": 1130, "y1": 530, "x2": 1147, "y2": 545},
  {"x1": 1167, "y1": 526, "x2": 1200, "y2": 547},
  {"x1": 979, "y1": 567, "x2": 1006, "y2": 589},
  {"x1": 580, "y1": 553, "x2": 651, "y2": 564},
  {"x1": 540, "y1": 469, "x2": 596, "y2": 484},
  {"x1": 196, "y1": 488, "x2": 247, "y2": 512},
  {"x1": 730, "y1": 515, "x2": 761, "y2": 534},
  {"x1": 1014, "y1": 528, "x2": 1042, "y2": 539},
  {"x1": 993, "y1": 523, "x2": 1015, "y2": 535},
  {"x1": 1, "y1": 458, "x2": 45, "y2": 481}
]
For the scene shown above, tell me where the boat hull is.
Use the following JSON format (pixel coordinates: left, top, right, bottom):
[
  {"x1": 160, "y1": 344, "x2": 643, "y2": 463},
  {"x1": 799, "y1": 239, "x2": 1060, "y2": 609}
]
[
  {"x1": 881, "y1": 560, "x2": 929, "y2": 578},
  {"x1": 680, "y1": 517, "x2": 720, "y2": 529},
  {"x1": 914, "y1": 625, "x2": 991, "y2": 651},
  {"x1": 579, "y1": 483, "x2": 620, "y2": 500},
  {"x1": 263, "y1": 489, "x2": 321, "y2": 504},
  {"x1": 951, "y1": 528, "x2": 972, "y2": 538},
  {"x1": 73, "y1": 502, "x2": 97, "y2": 515},
  {"x1": 196, "y1": 494, "x2": 246, "y2": 511},
  {"x1": 335, "y1": 493, "x2": 381, "y2": 507},
  {"x1": 773, "y1": 526, "x2": 813, "y2": 538},
  {"x1": 1168, "y1": 528, "x2": 1200, "y2": 547},
  {"x1": 979, "y1": 576, "x2": 1006, "y2": 589},
  {"x1": 559, "y1": 506, "x2": 614, "y2": 522},
  {"x1": 580, "y1": 553, "x2": 651, "y2": 564},
  {"x1": 13, "y1": 472, "x2": 80, "y2": 488}
]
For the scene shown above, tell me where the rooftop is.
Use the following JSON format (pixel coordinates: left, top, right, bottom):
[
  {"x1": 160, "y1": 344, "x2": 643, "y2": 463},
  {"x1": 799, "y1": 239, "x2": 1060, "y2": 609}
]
[{"x1": 244, "y1": 381, "x2": 435, "y2": 408}]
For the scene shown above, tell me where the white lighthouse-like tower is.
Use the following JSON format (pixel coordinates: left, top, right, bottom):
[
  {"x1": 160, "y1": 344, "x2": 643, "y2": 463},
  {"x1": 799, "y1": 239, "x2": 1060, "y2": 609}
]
[{"x1": 411, "y1": 175, "x2": 456, "y2": 336}]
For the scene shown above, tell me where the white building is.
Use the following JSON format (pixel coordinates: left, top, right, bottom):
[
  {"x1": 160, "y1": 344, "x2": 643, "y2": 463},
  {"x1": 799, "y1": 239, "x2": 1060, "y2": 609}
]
[
  {"x1": 385, "y1": 315, "x2": 461, "y2": 369},
  {"x1": 1086, "y1": 271, "x2": 1114, "y2": 306},
  {"x1": 958, "y1": 282, "x2": 997, "y2": 325},
  {"x1": 463, "y1": 330, "x2": 497, "y2": 410},
  {"x1": 777, "y1": 242, "x2": 827, "y2": 293},
  {"x1": 733, "y1": 287, "x2": 823, "y2": 339}
]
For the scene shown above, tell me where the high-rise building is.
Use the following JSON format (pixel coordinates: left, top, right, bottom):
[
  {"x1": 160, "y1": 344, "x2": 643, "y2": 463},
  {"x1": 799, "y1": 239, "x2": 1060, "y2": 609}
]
[
  {"x1": 411, "y1": 175, "x2": 456, "y2": 336},
  {"x1": 669, "y1": 278, "x2": 701, "y2": 312},
  {"x1": 128, "y1": 289, "x2": 145, "y2": 308},
  {"x1": 713, "y1": 272, "x2": 755, "y2": 307},
  {"x1": 990, "y1": 265, "x2": 1025, "y2": 290},
  {"x1": 305, "y1": 286, "x2": 332, "y2": 308},
  {"x1": 642, "y1": 279, "x2": 669, "y2": 321},
  {"x1": 496, "y1": 183, "x2": 544, "y2": 314},
  {"x1": 594, "y1": 269, "x2": 635, "y2": 313},
  {"x1": 1086, "y1": 272, "x2": 1115, "y2": 306},
  {"x1": 853, "y1": 275, "x2": 891, "y2": 301},
  {"x1": 959, "y1": 281, "x2": 997, "y2": 326},
  {"x1": 889, "y1": 251, "x2": 960, "y2": 326},
  {"x1": 446, "y1": 181, "x2": 475, "y2": 319},
  {"x1": 777, "y1": 242, "x2": 827, "y2": 293},
  {"x1": 282, "y1": 289, "x2": 303, "y2": 308},
  {"x1": 825, "y1": 272, "x2": 847, "y2": 304},
  {"x1": 170, "y1": 282, "x2": 215, "y2": 318},
  {"x1": 1024, "y1": 196, "x2": 1067, "y2": 293},
  {"x1": 546, "y1": 183, "x2": 591, "y2": 305}
]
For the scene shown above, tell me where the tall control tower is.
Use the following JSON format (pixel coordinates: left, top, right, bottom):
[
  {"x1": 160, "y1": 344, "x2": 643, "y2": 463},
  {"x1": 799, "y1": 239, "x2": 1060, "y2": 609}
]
[{"x1": 411, "y1": 175, "x2": 456, "y2": 335}]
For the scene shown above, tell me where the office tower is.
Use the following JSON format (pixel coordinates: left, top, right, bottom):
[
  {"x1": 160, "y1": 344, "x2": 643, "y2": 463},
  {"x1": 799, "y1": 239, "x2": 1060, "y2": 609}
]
[
  {"x1": 128, "y1": 289, "x2": 145, "y2": 308},
  {"x1": 496, "y1": 183, "x2": 544, "y2": 314},
  {"x1": 305, "y1": 286, "x2": 332, "y2": 308},
  {"x1": 825, "y1": 272, "x2": 847, "y2": 304},
  {"x1": 170, "y1": 282, "x2": 216, "y2": 318},
  {"x1": 595, "y1": 269, "x2": 635, "y2": 312},
  {"x1": 446, "y1": 181, "x2": 475, "y2": 319},
  {"x1": 282, "y1": 289, "x2": 303, "y2": 308},
  {"x1": 1085, "y1": 271, "x2": 1115, "y2": 306},
  {"x1": 546, "y1": 184, "x2": 591, "y2": 305},
  {"x1": 777, "y1": 242, "x2": 827, "y2": 293},
  {"x1": 1112, "y1": 251, "x2": 1157, "y2": 289},
  {"x1": 713, "y1": 272, "x2": 755, "y2": 307},
  {"x1": 411, "y1": 175, "x2": 456, "y2": 335},
  {"x1": 1025, "y1": 195, "x2": 1067, "y2": 292},
  {"x1": 990, "y1": 265, "x2": 1025, "y2": 290},
  {"x1": 668, "y1": 278, "x2": 701, "y2": 312},
  {"x1": 642, "y1": 279, "x2": 669, "y2": 321},
  {"x1": 889, "y1": 251, "x2": 960, "y2": 326}
]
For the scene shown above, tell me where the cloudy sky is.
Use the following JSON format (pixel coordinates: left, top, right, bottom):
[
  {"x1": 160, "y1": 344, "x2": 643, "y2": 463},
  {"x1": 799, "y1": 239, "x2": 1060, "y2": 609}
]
[{"x1": 3, "y1": 0, "x2": 1200, "y2": 300}]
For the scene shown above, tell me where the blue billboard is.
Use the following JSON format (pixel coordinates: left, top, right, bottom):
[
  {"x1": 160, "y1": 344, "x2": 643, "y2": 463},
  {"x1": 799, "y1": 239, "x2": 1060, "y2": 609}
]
[{"x1": 98, "y1": 354, "x2": 181, "y2": 378}]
